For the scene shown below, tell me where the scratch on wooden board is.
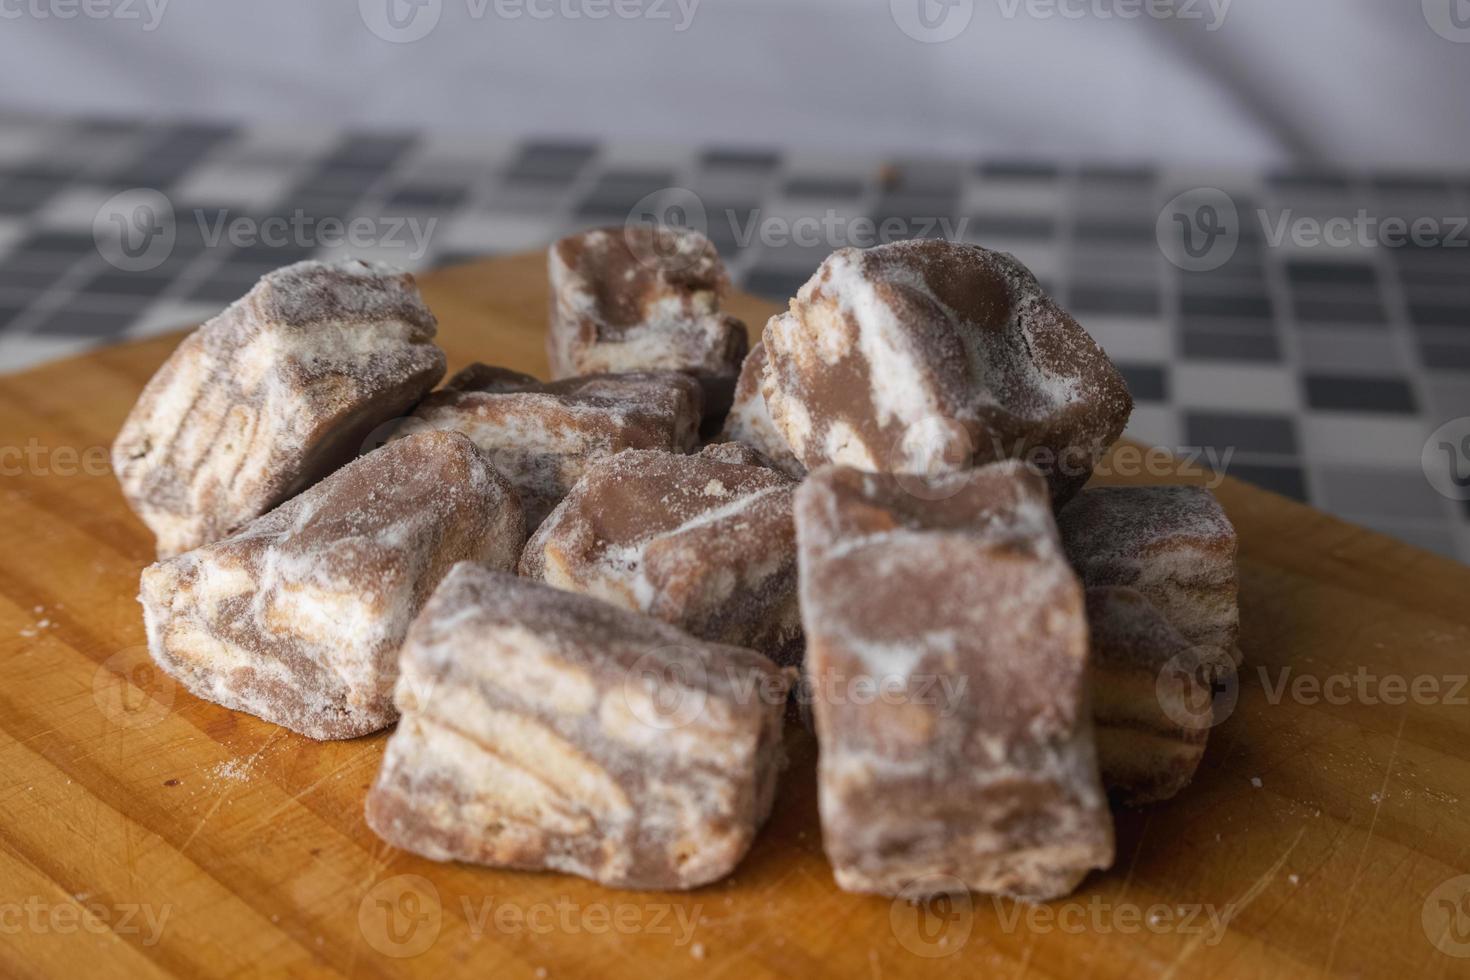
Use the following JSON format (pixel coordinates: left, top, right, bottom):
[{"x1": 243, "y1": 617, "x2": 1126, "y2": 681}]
[
  {"x1": 177, "y1": 730, "x2": 283, "y2": 855},
  {"x1": 255, "y1": 756, "x2": 362, "y2": 825},
  {"x1": 1321, "y1": 711, "x2": 1408, "y2": 977},
  {"x1": 1159, "y1": 825, "x2": 1307, "y2": 980}
]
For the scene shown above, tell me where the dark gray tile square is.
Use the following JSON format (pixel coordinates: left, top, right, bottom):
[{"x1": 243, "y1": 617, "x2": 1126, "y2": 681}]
[
  {"x1": 1420, "y1": 340, "x2": 1470, "y2": 371},
  {"x1": 1267, "y1": 171, "x2": 1351, "y2": 193},
  {"x1": 0, "y1": 177, "x2": 63, "y2": 215},
  {"x1": 505, "y1": 141, "x2": 598, "y2": 182},
  {"x1": 1186, "y1": 410, "x2": 1299, "y2": 456},
  {"x1": 1412, "y1": 303, "x2": 1470, "y2": 329},
  {"x1": 1181, "y1": 328, "x2": 1282, "y2": 362},
  {"x1": 1075, "y1": 218, "x2": 1156, "y2": 244},
  {"x1": 1071, "y1": 286, "x2": 1160, "y2": 317},
  {"x1": 1117, "y1": 363, "x2": 1168, "y2": 402},
  {"x1": 1286, "y1": 260, "x2": 1377, "y2": 287},
  {"x1": 1181, "y1": 292, "x2": 1273, "y2": 319},
  {"x1": 1292, "y1": 294, "x2": 1387, "y2": 325},
  {"x1": 384, "y1": 184, "x2": 469, "y2": 210},
  {"x1": 1227, "y1": 462, "x2": 1308, "y2": 502},
  {"x1": 700, "y1": 148, "x2": 779, "y2": 171},
  {"x1": 1303, "y1": 375, "x2": 1418, "y2": 414},
  {"x1": 978, "y1": 160, "x2": 1060, "y2": 180},
  {"x1": 80, "y1": 268, "x2": 185, "y2": 299},
  {"x1": 325, "y1": 133, "x2": 416, "y2": 168},
  {"x1": 33, "y1": 301, "x2": 147, "y2": 338},
  {"x1": 882, "y1": 160, "x2": 964, "y2": 196},
  {"x1": 783, "y1": 176, "x2": 865, "y2": 200},
  {"x1": 0, "y1": 299, "x2": 30, "y2": 330}
]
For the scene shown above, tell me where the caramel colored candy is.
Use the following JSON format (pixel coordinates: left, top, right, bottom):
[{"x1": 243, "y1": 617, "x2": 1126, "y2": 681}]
[
  {"x1": 1058, "y1": 485, "x2": 1240, "y2": 665},
  {"x1": 139, "y1": 432, "x2": 524, "y2": 740},
  {"x1": 410, "y1": 366, "x2": 702, "y2": 528},
  {"x1": 521, "y1": 446, "x2": 802, "y2": 665},
  {"x1": 1087, "y1": 586, "x2": 1234, "y2": 806},
  {"x1": 763, "y1": 241, "x2": 1131, "y2": 502},
  {"x1": 794, "y1": 462, "x2": 1113, "y2": 901},
  {"x1": 365, "y1": 564, "x2": 790, "y2": 890},
  {"x1": 548, "y1": 226, "x2": 748, "y2": 426},
  {"x1": 114, "y1": 260, "x2": 446, "y2": 557}
]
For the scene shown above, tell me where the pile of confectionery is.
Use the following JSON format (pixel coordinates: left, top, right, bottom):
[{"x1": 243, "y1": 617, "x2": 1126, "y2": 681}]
[{"x1": 114, "y1": 227, "x2": 1239, "y2": 900}]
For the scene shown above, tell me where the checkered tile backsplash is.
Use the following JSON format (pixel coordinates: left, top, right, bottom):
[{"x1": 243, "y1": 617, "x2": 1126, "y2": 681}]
[{"x1": 2, "y1": 112, "x2": 1467, "y2": 563}]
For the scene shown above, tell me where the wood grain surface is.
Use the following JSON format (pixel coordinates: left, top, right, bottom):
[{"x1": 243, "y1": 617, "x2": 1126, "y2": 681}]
[{"x1": 1, "y1": 252, "x2": 1469, "y2": 979}]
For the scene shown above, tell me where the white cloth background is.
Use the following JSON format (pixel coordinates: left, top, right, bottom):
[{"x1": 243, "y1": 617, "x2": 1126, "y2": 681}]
[{"x1": 0, "y1": 0, "x2": 1466, "y2": 167}]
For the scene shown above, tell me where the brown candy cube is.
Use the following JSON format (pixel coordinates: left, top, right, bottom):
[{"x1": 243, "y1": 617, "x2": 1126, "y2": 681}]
[
  {"x1": 1058, "y1": 485, "x2": 1241, "y2": 665},
  {"x1": 1087, "y1": 586, "x2": 1235, "y2": 806},
  {"x1": 521, "y1": 446, "x2": 802, "y2": 665},
  {"x1": 548, "y1": 226, "x2": 748, "y2": 426},
  {"x1": 763, "y1": 240, "x2": 1132, "y2": 502},
  {"x1": 365, "y1": 564, "x2": 790, "y2": 890},
  {"x1": 794, "y1": 462, "x2": 1114, "y2": 901},
  {"x1": 114, "y1": 259, "x2": 447, "y2": 556},
  {"x1": 139, "y1": 432, "x2": 524, "y2": 740},
  {"x1": 409, "y1": 366, "x2": 702, "y2": 528}
]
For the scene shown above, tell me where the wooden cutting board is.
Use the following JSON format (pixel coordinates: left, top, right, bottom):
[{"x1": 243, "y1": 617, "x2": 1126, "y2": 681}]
[{"x1": 2, "y1": 252, "x2": 1469, "y2": 980}]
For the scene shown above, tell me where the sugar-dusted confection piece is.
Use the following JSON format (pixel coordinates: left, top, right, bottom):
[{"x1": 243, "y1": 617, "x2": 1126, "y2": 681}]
[
  {"x1": 113, "y1": 259, "x2": 447, "y2": 557},
  {"x1": 521, "y1": 447, "x2": 802, "y2": 665},
  {"x1": 442, "y1": 362, "x2": 540, "y2": 393},
  {"x1": 1058, "y1": 485, "x2": 1240, "y2": 665},
  {"x1": 139, "y1": 432, "x2": 524, "y2": 740},
  {"x1": 548, "y1": 226, "x2": 749, "y2": 426},
  {"x1": 696, "y1": 439, "x2": 780, "y2": 470},
  {"x1": 795, "y1": 462, "x2": 1113, "y2": 901},
  {"x1": 1087, "y1": 586, "x2": 1234, "y2": 806},
  {"x1": 718, "y1": 341, "x2": 806, "y2": 479},
  {"x1": 763, "y1": 240, "x2": 1131, "y2": 502},
  {"x1": 410, "y1": 368, "x2": 702, "y2": 528},
  {"x1": 365, "y1": 564, "x2": 790, "y2": 890}
]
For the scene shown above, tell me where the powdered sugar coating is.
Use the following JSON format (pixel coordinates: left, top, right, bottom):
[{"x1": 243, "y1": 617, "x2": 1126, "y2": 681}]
[
  {"x1": 718, "y1": 342, "x2": 806, "y2": 479},
  {"x1": 139, "y1": 431, "x2": 525, "y2": 740},
  {"x1": 794, "y1": 461, "x2": 1113, "y2": 901},
  {"x1": 114, "y1": 259, "x2": 446, "y2": 556},
  {"x1": 410, "y1": 367, "x2": 702, "y2": 529},
  {"x1": 1059, "y1": 485, "x2": 1240, "y2": 665},
  {"x1": 521, "y1": 447, "x2": 802, "y2": 665},
  {"x1": 548, "y1": 227, "x2": 749, "y2": 425},
  {"x1": 762, "y1": 241, "x2": 1131, "y2": 502},
  {"x1": 364, "y1": 564, "x2": 789, "y2": 890}
]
